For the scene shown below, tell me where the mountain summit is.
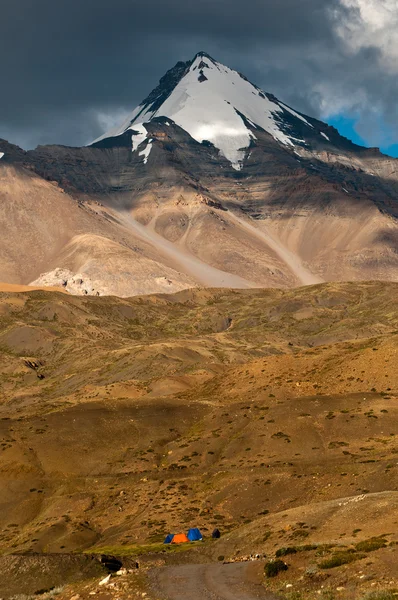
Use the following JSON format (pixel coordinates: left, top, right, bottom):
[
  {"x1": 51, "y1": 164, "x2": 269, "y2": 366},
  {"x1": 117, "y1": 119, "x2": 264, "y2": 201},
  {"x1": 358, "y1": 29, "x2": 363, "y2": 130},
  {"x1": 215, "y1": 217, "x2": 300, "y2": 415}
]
[{"x1": 93, "y1": 52, "x2": 324, "y2": 169}]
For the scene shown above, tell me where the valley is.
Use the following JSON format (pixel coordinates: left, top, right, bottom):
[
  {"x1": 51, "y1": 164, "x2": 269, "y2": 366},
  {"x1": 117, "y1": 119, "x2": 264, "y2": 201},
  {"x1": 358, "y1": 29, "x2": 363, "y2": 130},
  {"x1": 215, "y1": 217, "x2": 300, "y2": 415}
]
[{"x1": 0, "y1": 282, "x2": 397, "y2": 598}]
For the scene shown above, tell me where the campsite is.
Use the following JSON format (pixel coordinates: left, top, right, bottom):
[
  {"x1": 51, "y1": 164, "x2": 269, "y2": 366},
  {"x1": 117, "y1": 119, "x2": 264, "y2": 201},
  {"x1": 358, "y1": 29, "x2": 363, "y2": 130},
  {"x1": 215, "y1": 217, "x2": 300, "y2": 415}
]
[{"x1": 163, "y1": 528, "x2": 219, "y2": 544}]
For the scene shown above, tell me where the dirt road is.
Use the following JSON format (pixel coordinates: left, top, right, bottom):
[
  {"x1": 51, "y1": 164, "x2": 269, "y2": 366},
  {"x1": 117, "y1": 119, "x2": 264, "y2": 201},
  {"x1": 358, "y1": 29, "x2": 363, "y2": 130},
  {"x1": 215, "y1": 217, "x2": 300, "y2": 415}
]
[{"x1": 150, "y1": 562, "x2": 277, "y2": 600}]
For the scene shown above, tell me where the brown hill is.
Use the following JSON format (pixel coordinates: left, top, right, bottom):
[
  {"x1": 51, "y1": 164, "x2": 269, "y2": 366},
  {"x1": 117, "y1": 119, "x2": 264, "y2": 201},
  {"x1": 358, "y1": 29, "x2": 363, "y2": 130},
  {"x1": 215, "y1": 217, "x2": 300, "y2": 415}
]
[{"x1": 0, "y1": 282, "x2": 397, "y2": 556}]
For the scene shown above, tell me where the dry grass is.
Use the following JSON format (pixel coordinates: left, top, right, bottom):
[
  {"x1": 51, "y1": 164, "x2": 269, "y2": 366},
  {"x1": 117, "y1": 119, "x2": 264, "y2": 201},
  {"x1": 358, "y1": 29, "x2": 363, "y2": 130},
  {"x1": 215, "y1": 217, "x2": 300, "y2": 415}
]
[{"x1": 0, "y1": 282, "x2": 397, "y2": 597}]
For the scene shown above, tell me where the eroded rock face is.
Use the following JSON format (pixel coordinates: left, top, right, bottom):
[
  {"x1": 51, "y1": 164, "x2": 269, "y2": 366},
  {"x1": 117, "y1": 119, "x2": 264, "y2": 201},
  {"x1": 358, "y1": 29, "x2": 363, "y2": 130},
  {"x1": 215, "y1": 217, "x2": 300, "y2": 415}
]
[{"x1": 30, "y1": 268, "x2": 100, "y2": 296}]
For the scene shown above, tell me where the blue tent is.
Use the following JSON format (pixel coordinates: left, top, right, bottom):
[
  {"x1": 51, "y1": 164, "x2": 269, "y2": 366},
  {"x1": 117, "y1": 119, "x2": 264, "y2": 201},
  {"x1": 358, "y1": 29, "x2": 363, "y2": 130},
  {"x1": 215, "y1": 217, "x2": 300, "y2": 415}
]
[
  {"x1": 187, "y1": 528, "x2": 203, "y2": 541},
  {"x1": 164, "y1": 533, "x2": 174, "y2": 544}
]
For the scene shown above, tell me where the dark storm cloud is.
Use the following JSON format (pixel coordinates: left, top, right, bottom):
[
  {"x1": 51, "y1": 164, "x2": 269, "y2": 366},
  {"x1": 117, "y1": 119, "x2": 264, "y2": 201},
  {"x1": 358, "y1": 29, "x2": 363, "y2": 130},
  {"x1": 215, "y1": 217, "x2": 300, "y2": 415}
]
[{"x1": 0, "y1": 0, "x2": 396, "y2": 149}]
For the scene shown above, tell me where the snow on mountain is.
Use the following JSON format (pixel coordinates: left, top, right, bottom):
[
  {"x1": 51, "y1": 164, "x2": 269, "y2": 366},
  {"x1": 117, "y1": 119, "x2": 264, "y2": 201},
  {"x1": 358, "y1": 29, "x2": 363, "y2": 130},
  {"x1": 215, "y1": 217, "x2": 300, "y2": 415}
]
[
  {"x1": 139, "y1": 139, "x2": 152, "y2": 164},
  {"x1": 131, "y1": 123, "x2": 149, "y2": 152},
  {"x1": 93, "y1": 52, "x2": 318, "y2": 169},
  {"x1": 0, "y1": 152, "x2": 4, "y2": 160}
]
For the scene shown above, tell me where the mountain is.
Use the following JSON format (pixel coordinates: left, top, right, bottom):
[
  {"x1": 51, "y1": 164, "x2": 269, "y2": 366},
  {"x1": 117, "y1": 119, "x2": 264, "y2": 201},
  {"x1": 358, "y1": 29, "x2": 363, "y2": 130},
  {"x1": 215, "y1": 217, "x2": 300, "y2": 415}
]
[
  {"x1": 1, "y1": 52, "x2": 398, "y2": 295},
  {"x1": 92, "y1": 51, "x2": 329, "y2": 170}
]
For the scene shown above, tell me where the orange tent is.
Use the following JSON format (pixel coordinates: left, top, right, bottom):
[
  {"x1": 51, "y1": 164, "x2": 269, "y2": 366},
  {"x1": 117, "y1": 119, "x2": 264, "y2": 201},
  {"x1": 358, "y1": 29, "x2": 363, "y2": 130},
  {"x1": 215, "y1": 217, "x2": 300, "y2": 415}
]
[{"x1": 171, "y1": 532, "x2": 189, "y2": 544}]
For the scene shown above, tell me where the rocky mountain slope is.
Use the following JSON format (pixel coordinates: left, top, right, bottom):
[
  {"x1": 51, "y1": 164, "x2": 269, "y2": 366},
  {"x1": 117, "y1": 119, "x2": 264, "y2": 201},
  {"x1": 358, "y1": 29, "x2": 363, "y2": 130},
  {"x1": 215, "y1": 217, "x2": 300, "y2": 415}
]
[{"x1": 1, "y1": 52, "x2": 398, "y2": 295}]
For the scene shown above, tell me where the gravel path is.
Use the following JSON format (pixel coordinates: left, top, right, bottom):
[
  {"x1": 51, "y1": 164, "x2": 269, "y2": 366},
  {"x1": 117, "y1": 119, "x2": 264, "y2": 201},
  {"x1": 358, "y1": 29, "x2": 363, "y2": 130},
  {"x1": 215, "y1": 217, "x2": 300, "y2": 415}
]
[{"x1": 150, "y1": 562, "x2": 277, "y2": 600}]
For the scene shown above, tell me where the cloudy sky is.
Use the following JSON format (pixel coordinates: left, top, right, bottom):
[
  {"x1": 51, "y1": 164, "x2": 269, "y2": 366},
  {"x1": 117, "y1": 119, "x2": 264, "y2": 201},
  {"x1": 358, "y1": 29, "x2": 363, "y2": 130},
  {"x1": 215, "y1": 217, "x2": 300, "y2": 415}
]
[{"x1": 1, "y1": 0, "x2": 398, "y2": 155}]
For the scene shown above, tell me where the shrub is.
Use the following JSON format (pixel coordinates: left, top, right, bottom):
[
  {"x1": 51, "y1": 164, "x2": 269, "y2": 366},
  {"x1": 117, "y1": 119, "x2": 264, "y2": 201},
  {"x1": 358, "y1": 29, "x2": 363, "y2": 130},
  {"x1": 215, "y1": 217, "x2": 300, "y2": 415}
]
[
  {"x1": 285, "y1": 593, "x2": 304, "y2": 600},
  {"x1": 290, "y1": 529, "x2": 309, "y2": 539},
  {"x1": 362, "y1": 592, "x2": 398, "y2": 600},
  {"x1": 315, "y1": 544, "x2": 334, "y2": 557},
  {"x1": 319, "y1": 551, "x2": 365, "y2": 569},
  {"x1": 355, "y1": 537, "x2": 387, "y2": 552},
  {"x1": 305, "y1": 566, "x2": 319, "y2": 578},
  {"x1": 276, "y1": 546, "x2": 297, "y2": 557},
  {"x1": 217, "y1": 555, "x2": 225, "y2": 562},
  {"x1": 275, "y1": 544, "x2": 318, "y2": 557},
  {"x1": 264, "y1": 559, "x2": 288, "y2": 577},
  {"x1": 300, "y1": 544, "x2": 318, "y2": 551}
]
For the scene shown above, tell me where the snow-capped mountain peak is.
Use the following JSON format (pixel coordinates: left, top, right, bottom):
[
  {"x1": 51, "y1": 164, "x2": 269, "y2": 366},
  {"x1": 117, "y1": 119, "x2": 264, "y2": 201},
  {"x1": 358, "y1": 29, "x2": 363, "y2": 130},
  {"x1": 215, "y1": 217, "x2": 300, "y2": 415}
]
[{"x1": 93, "y1": 53, "x2": 318, "y2": 169}]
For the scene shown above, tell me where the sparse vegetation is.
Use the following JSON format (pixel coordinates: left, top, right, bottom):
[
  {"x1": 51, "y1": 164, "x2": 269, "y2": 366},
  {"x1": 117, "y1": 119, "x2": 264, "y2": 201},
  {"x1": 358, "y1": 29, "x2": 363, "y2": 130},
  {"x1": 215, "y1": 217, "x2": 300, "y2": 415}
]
[
  {"x1": 264, "y1": 559, "x2": 288, "y2": 577},
  {"x1": 7, "y1": 586, "x2": 65, "y2": 600},
  {"x1": 0, "y1": 283, "x2": 397, "y2": 597},
  {"x1": 355, "y1": 537, "x2": 387, "y2": 552},
  {"x1": 276, "y1": 546, "x2": 297, "y2": 557},
  {"x1": 319, "y1": 551, "x2": 366, "y2": 569},
  {"x1": 362, "y1": 592, "x2": 398, "y2": 600}
]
